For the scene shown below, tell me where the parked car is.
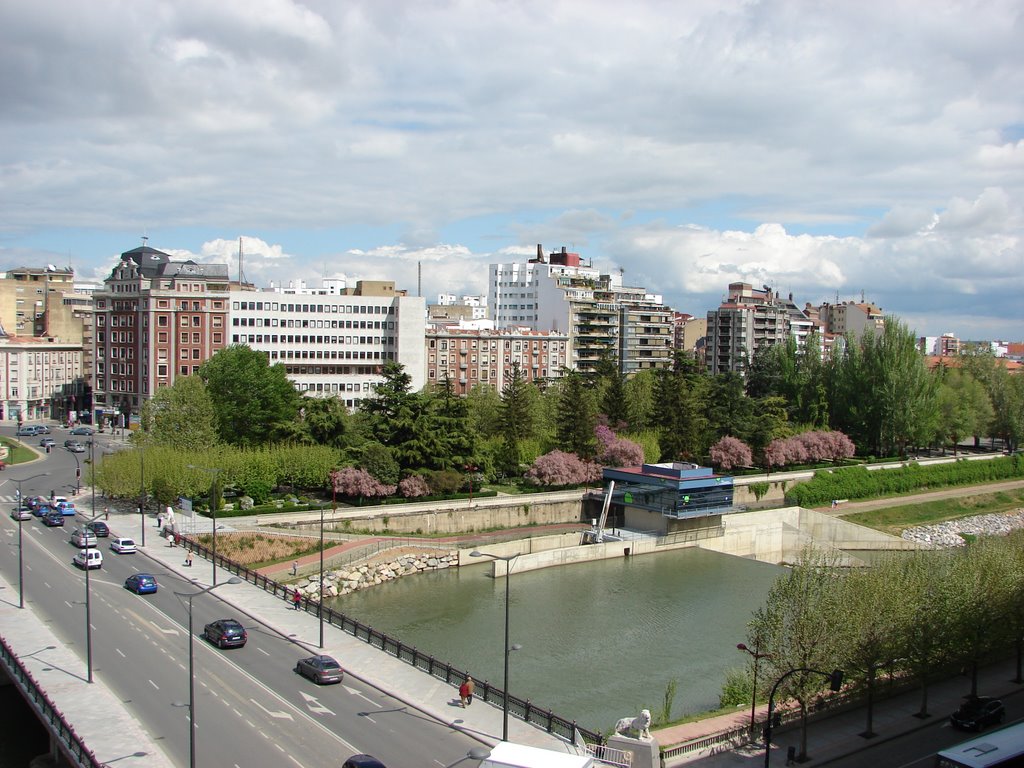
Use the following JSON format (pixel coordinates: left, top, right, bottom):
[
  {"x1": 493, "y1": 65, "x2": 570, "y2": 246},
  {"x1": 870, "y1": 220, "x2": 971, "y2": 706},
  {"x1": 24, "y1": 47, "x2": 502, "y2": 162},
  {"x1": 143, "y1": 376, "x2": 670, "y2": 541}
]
[
  {"x1": 64, "y1": 440, "x2": 86, "y2": 453},
  {"x1": 346, "y1": 757, "x2": 389, "y2": 768},
  {"x1": 342, "y1": 757, "x2": 387, "y2": 768},
  {"x1": 124, "y1": 573, "x2": 157, "y2": 594},
  {"x1": 11, "y1": 506, "x2": 32, "y2": 521},
  {"x1": 203, "y1": 619, "x2": 248, "y2": 649},
  {"x1": 951, "y1": 696, "x2": 1005, "y2": 730},
  {"x1": 110, "y1": 537, "x2": 137, "y2": 554},
  {"x1": 86, "y1": 520, "x2": 110, "y2": 537},
  {"x1": 39, "y1": 437, "x2": 56, "y2": 448},
  {"x1": 70, "y1": 528, "x2": 97, "y2": 548},
  {"x1": 294, "y1": 655, "x2": 344, "y2": 685},
  {"x1": 73, "y1": 549, "x2": 103, "y2": 569},
  {"x1": 42, "y1": 512, "x2": 65, "y2": 526},
  {"x1": 70, "y1": 426, "x2": 94, "y2": 436}
]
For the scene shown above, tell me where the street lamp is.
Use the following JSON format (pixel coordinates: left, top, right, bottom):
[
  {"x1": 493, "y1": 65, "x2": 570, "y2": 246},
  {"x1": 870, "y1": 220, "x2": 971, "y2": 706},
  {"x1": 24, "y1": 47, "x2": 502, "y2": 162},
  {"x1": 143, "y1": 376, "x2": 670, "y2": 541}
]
[
  {"x1": 13, "y1": 472, "x2": 49, "y2": 609},
  {"x1": 175, "y1": 577, "x2": 242, "y2": 768},
  {"x1": 443, "y1": 747, "x2": 492, "y2": 767},
  {"x1": 138, "y1": 444, "x2": 146, "y2": 547},
  {"x1": 470, "y1": 549, "x2": 521, "y2": 742},
  {"x1": 319, "y1": 501, "x2": 326, "y2": 649},
  {"x1": 763, "y1": 666, "x2": 844, "y2": 767},
  {"x1": 188, "y1": 465, "x2": 223, "y2": 585},
  {"x1": 77, "y1": 504, "x2": 108, "y2": 684},
  {"x1": 738, "y1": 642, "x2": 772, "y2": 734}
]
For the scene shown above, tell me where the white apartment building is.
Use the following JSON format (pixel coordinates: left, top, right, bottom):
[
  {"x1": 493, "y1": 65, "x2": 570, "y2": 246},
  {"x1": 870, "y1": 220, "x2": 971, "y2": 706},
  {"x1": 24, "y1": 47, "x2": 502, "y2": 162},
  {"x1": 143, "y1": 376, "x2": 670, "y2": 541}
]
[
  {"x1": 0, "y1": 335, "x2": 83, "y2": 422},
  {"x1": 229, "y1": 280, "x2": 425, "y2": 409}
]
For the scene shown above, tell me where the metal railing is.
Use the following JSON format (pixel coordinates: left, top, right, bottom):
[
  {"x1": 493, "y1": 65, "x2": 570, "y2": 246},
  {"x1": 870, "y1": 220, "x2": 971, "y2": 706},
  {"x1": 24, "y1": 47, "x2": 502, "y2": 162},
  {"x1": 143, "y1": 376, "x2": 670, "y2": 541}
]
[
  {"x1": 0, "y1": 635, "x2": 102, "y2": 768},
  {"x1": 181, "y1": 536, "x2": 604, "y2": 746}
]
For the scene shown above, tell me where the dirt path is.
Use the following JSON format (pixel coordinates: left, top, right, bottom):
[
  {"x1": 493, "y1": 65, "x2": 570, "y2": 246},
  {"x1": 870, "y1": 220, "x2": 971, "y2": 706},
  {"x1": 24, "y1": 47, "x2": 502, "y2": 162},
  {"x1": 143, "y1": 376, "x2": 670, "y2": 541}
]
[{"x1": 817, "y1": 478, "x2": 1024, "y2": 515}]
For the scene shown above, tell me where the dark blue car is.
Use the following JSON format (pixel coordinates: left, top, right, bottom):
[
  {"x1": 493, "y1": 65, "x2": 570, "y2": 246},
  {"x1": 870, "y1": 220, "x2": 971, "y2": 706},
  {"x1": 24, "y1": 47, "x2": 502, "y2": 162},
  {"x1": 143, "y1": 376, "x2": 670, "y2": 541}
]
[{"x1": 124, "y1": 574, "x2": 158, "y2": 595}]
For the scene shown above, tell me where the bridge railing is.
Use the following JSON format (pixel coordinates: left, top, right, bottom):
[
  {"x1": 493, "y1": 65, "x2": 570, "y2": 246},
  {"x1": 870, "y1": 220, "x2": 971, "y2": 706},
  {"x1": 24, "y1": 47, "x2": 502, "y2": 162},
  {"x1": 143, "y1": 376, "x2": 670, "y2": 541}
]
[
  {"x1": 0, "y1": 635, "x2": 103, "y2": 768},
  {"x1": 182, "y1": 536, "x2": 604, "y2": 746}
]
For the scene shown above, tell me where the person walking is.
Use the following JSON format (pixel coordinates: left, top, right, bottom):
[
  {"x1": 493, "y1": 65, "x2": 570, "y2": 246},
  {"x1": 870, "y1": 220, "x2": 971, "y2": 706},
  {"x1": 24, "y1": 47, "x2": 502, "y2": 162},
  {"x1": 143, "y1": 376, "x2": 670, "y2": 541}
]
[
  {"x1": 458, "y1": 679, "x2": 470, "y2": 708},
  {"x1": 291, "y1": 560, "x2": 299, "y2": 576},
  {"x1": 465, "y1": 675, "x2": 475, "y2": 705},
  {"x1": 291, "y1": 589, "x2": 302, "y2": 610}
]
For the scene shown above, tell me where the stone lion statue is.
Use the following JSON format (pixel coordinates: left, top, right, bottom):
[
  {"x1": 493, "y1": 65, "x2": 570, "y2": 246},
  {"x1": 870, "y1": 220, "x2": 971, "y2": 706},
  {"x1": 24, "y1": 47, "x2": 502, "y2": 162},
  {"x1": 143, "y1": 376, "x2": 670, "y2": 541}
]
[{"x1": 614, "y1": 708, "x2": 652, "y2": 740}]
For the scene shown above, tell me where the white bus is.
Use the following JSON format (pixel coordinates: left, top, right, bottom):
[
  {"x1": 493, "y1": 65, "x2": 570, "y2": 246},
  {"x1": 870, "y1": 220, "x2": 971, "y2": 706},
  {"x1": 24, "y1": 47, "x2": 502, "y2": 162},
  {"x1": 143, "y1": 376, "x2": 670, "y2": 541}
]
[{"x1": 936, "y1": 722, "x2": 1024, "y2": 768}]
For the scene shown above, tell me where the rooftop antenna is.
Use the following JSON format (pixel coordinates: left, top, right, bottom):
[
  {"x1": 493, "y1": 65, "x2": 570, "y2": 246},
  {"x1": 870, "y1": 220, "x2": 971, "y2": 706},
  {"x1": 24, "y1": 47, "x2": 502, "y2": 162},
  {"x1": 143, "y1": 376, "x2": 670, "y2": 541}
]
[
  {"x1": 418, "y1": 261, "x2": 422, "y2": 297},
  {"x1": 141, "y1": 235, "x2": 148, "y2": 247},
  {"x1": 237, "y1": 237, "x2": 247, "y2": 285}
]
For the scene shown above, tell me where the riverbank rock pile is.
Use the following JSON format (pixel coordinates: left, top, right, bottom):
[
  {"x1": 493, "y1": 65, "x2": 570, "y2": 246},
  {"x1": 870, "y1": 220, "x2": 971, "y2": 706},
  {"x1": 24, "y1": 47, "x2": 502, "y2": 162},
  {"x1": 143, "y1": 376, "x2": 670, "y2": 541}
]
[
  {"x1": 901, "y1": 509, "x2": 1024, "y2": 547},
  {"x1": 294, "y1": 551, "x2": 460, "y2": 599}
]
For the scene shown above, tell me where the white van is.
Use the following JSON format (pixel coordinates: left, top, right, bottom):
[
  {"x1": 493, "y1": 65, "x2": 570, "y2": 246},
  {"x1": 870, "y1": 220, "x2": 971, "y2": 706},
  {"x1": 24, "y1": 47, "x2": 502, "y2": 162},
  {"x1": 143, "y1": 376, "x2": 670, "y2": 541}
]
[
  {"x1": 479, "y1": 743, "x2": 595, "y2": 768},
  {"x1": 73, "y1": 549, "x2": 103, "y2": 570}
]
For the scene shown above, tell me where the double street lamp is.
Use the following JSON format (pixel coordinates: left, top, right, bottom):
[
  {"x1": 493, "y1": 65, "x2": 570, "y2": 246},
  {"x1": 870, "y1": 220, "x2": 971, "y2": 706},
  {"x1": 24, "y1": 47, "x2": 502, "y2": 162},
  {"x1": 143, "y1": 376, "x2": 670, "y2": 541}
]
[
  {"x1": 470, "y1": 550, "x2": 522, "y2": 742},
  {"x1": 77, "y1": 503, "x2": 108, "y2": 684},
  {"x1": 13, "y1": 472, "x2": 49, "y2": 609},
  {"x1": 737, "y1": 642, "x2": 772, "y2": 734},
  {"x1": 188, "y1": 465, "x2": 223, "y2": 585},
  {"x1": 174, "y1": 577, "x2": 242, "y2": 768}
]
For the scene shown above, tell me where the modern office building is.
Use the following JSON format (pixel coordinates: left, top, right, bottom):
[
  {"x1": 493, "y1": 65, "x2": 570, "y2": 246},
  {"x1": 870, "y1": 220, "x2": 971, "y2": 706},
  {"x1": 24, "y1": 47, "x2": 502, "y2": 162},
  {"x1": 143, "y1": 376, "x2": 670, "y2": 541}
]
[
  {"x1": 92, "y1": 245, "x2": 232, "y2": 425},
  {"x1": 489, "y1": 245, "x2": 673, "y2": 376},
  {"x1": 424, "y1": 326, "x2": 568, "y2": 395},
  {"x1": 0, "y1": 334, "x2": 83, "y2": 423},
  {"x1": 229, "y1": 280, "x2": 425, "y2": 408}
]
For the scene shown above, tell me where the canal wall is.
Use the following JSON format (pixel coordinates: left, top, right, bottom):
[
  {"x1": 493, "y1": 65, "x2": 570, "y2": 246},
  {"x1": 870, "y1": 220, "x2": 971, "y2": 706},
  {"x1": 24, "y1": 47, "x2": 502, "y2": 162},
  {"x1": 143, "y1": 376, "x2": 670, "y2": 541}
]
[{"x1": 457, "y1": 507, "x2": 919, "y2": 575}]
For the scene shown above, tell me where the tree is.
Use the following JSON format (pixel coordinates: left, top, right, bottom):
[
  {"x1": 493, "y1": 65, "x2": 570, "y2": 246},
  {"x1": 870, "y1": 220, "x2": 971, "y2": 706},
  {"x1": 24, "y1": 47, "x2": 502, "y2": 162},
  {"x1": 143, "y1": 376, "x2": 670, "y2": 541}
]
[
  {"x1": 466, "y1": 383, "x2": 504, "y2": 439},
  {"x1": 398, "y1": 475, "x2": 430, "y2": 498},
  {"x1": 199, "y1": 345, "x2": 302, "y2": 447},
  {"x1": 934, "y1": 369, "x2": 994, "y2": 455},
  {"x1": 359, "y1": 442, "x2": 400, "y2": 485},
  {"x1": 554, "y1": 369, "x2": 598, "y2": 459},
  {"x1": 653, "y1": 368, "x2": 707, "y2": 462},
  {"x1": 359, "y1": 362, "x2": 443, "y2": 471},
  {"x1": 141, "y1": 375, "x2": 218, "y2": 451},
  {"x1": 525, "y1": 450, "x2": 601, "y2": 486},
  {"x1": 595, "y1": 424, "x2": 645, "y2": 467},
  {"x1": 749, "y1": 547, "x2": 845, "y2": 762},
  {"x1": 427, "y1": 373, "x2": 476, "y2": 470},
  {"x1": 299, "y1": 395, "x2": 351, "y2": 448},
  {"x1": 330, "y1": 466, "x2": 396, "y2": 504},
  {"x1": 709, "y1": 436, "x2": 752, "y2": 471},
  {"x1": 707, "y1": 372, "x2": 754, "y2": 444}
]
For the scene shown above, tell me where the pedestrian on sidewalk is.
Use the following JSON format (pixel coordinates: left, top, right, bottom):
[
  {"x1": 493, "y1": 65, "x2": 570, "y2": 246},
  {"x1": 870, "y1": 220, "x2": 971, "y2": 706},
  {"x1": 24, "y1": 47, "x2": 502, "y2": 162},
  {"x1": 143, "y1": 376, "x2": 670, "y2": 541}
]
[
  {"x1": 291, "y1": 560, "x2": 299, "y2": 576},
  {"x1": 157, "y1": 514, "x2": 163, "y2": 529},
  {"x1": 292, "y1": 589, "x2": 302, "y2": 610},
  {"x1": 465, "y1": 675, "x2": 475, "y2": 706},
  {"x1": 459, "y1": 679, "x2": 471, "y2": 708}
]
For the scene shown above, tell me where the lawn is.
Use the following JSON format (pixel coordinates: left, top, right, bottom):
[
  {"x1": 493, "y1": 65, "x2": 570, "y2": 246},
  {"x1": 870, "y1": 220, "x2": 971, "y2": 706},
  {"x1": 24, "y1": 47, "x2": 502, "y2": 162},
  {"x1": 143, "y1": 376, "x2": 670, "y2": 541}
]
[
  {"x1": 194, "y1": 532, "x2": 321, "y2": 568},
  {"x1": 842, "y1": 488, "x2": 1024, "y2": 536},
  {"x1": 0, "y1": 438, "x2": 38, "y2": 465}
]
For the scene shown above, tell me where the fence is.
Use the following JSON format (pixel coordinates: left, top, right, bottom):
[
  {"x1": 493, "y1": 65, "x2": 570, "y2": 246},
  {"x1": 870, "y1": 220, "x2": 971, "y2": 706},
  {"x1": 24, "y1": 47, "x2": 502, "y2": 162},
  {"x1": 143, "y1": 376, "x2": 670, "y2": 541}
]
[
  {"x1": 182, "y1": 535, "x2": 604, "y2": 746},
  {"x1": 0, "y1": 635, "x2": 103, "y2": 768}
]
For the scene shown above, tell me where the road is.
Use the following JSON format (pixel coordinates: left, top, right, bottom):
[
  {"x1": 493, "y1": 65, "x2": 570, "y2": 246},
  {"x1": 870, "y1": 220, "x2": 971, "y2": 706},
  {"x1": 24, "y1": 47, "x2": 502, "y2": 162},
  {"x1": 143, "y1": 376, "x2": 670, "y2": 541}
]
[{"x1": 0, "y1": 427, "x2": 485, "y2": 767}]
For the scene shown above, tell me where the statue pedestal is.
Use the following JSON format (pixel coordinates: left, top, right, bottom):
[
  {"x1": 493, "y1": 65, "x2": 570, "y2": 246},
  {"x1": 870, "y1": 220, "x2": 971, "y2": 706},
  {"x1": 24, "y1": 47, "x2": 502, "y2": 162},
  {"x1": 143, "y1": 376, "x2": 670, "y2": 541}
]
[{"x1": 607, "y1": 734, "x2": 659, "y2": 768}]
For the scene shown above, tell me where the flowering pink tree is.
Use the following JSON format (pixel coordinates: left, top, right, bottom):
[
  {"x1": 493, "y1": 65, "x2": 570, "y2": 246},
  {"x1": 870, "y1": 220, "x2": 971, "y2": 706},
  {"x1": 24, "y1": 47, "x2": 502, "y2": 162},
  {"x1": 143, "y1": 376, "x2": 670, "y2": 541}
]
[
  {"x1": 763, "y1": 439, "x2": 788, "y2": 472},
  {"x1": 822, "y1": 431, "x2": 856, "y2": 462},
  {"x1": 525, "y1": 451, "x2": 601, "y2": 487},
  {"x1": 398, "y1": 475, "x2": 430, "y2": 498},
  {"x1": 331, "y1": 467, "x2": 396, "y2": 503},
  {"x1": 595, "y1": 425, "x2": 645, "y2": 467},
  {"x1": 709, "y1": 436, "x2": 752, "y2": 471}
]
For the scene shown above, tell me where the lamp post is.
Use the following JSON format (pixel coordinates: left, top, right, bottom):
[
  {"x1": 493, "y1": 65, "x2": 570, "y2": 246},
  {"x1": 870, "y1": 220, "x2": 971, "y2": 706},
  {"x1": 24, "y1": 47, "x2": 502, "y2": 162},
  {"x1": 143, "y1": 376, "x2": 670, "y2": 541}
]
[
  {"x1": 737, "y1": 642, "x2": 771, "y2": 734},
  {"x1": 76, "y1": 504, "x2": 109, "y2": 684},
  {"x1": 138, "y1": 444, "x2": 146, "y2": 547},
  {"x1": 13, "y1": 473, "x2": 49, "y2": 609},
  {"x1": 470, "y1": 549, "x2": 521, "y2": 742},
  {"x1": 70, "y1": 451, "x2": 81, "y2": 495},
  {"x1": 188, "y1": 465, "x2": 223, "y2": 585},
  {"x1": 175, "y1": 577, "x2": 242, "y2": 768},
  {"x1": 763, "y1": 667, "x2": 844, "y2": 767}
]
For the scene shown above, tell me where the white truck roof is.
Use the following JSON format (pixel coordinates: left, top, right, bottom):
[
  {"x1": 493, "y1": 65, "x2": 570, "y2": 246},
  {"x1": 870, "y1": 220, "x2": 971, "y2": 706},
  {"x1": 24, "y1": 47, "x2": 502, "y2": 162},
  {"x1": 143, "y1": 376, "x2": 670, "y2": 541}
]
[{"x1": 479, "y1": 742, "x2": 595, "y2": 768}]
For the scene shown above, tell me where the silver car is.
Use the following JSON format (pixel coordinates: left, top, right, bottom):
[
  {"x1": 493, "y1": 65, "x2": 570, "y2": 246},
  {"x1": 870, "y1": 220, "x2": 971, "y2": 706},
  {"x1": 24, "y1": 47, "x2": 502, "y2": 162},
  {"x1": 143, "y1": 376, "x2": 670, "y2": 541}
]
[{"x1": 295, "y1": 655, "x2": 344, "y2": 685}]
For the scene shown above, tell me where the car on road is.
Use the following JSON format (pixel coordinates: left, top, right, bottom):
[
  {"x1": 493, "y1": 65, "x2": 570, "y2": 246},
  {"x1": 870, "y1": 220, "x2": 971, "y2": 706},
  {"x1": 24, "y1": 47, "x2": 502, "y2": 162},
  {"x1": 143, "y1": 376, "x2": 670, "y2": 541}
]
[
  {"x1": 294, "y1": 654, "x2": 344, "y2": 685},
  {"x1": 110, "y1": 537, "x2": 137, "y2": 554},
  {"x1": 86, "y1": 520, "x2": 110, "y2": 537},
  {"x1": 39, "y1": 437, "x2": 56, "y2": 448},
  {"x1": 55, "y1": 501, "x2": 77, "y2": 516},
  {"x1": 26, "y1": 496, "x2": 48, "y2": 511},
  {"x1": 73, "y1": 549, "x2": 103, "y2": 569},
  {"x1": 203, "y1": 619, "x2": 248, "y2": 649},
  {"x1": 64, "y1": 440, "x2": 86, "y2": 453},
  {"x1": 342, "y1": 756, "x2": 387, "y2": 768},
  {"x1": 16, "y1": 425, "x2": 43, "y2": 436},
  {"x1": 950, "y1": 696, "x2": 1005, "y2": 730},
  {"x1": 70, "y1": 528, "x2": 98, "y2": 548},
  {"x1": 70, "y1": 426, "x2": 94, "y2": 436},
  {"x1": 42, "y1": 511, "x2": 65, "y2": 526},
  {"x1": 124, "y1": 573, "x2": 157, "y2": 594},
  {"x1": 11, "y1": 506, "x2": 32, "y2": 521}
]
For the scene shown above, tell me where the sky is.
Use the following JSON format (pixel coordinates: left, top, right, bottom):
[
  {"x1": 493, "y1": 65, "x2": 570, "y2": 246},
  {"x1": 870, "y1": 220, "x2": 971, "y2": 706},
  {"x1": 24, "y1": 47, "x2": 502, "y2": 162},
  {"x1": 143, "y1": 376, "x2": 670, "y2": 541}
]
[{"x1": 1, "y1": 0, "x2": 1022, "y2": 341}]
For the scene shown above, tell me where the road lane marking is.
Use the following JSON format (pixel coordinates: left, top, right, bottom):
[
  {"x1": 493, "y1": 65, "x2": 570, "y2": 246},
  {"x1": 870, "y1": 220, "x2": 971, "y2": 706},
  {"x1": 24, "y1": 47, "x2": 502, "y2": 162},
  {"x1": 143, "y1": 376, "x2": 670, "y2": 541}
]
[
  {"x1": 148, "y1": 679, "x2": 159, "y2": 690},
  {"x1": 256, "y1": 647, "x2": 270, "y2": 656},
  {"x1": 148, "y1": 620, "x2": 179, "y2": 635},
  {"x1": 250, "y1": 698, "x2": 294, "y2": 720},
  {"x1": 115, "y1": 648, "x2": 126, "y2": 658},
  {"x1": 298, "y1": 691, "x2": 336, "y2": 716},
  {"x1": 342, "y1": 684, "x2": 379, "y2": 706}
]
